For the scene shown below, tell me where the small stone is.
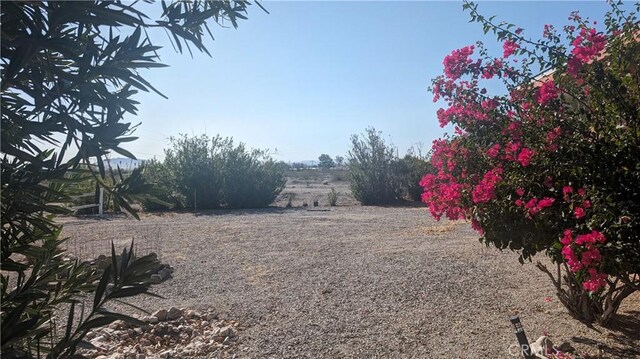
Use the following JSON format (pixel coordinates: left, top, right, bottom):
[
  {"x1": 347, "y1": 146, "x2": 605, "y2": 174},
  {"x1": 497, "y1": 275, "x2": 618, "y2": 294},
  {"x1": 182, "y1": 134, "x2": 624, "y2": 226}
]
[
  {"x1": 216, "y1": 326, "x2": 236, "y2": 338},
  {"x1": 167, "y1": 307, "x2": 183, "y2": 320},
  {"x1": 136, "y1": 355, "x2": 146, "y2": 359},
  {"x1": 185, "y1": 310, "x2": 199, "y2": 319},
  {"x1": 149, "y1": 274, "x2": 162, "y2": 284},
  {"x1": 144, "y1": 316, "x2": 159, "y2": 324},
  {"x1": 153, "y1": 309, "x2": 168, "y2": 321},
  {"x1": 201, "y1": 321, "x2": 209, "y2": 327},
  {"x1": 158, "y1": 268, "x2": 172, "y2": 281},
  {"x1": 109, "y1": 320, "x2": 123, "y2": 330}
]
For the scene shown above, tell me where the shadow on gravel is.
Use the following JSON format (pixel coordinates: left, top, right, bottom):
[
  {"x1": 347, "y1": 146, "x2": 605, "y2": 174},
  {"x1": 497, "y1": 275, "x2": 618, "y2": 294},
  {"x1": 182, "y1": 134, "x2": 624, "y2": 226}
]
[
  {"x1": 571, "y1": 311, "x2": 640, "y2": 358},
  {"x1": 367, "y1": 200, "x2": 427, "y2": 208},
  {"x1": 192, "y1": 206, "x2": 292, "y2": 217}
]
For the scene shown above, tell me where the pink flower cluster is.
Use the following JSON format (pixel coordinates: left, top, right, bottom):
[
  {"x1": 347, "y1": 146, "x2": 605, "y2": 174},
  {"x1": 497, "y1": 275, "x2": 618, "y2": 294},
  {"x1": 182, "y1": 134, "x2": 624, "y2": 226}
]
[
  {"x1": 519, "y1": 196, "x2": 555, "y2": 215},
  {"x1": 567, "y1": 28, "x2": 607, "y2": 77},
  {"x1": 421, "y1": 139, "x2": 470, "y2": 221},
  {"x1": 436, "y1": 103, "x2": 488, "y2": 128},
  {"x1": 560, "y1": 229, "x2": 608, "y2": 292},
  {"x1": 420, "y1": 173, "x2": 467, "y2": 221},
  {"x1": 443, "y1": 45, "x2": 475, "y2": 80},
  {"x1": 472, "y1": 167, "x2": 503, "y2": 203},
  {"x1": 535, "y1": 80, "x2": 559, "y2": 106},
  {"x1": 517, "y1": 147, "x2": 535, "y2": 167},
  {"x1": 502, "y1": 39, "x2": 519, "y2": 58}
]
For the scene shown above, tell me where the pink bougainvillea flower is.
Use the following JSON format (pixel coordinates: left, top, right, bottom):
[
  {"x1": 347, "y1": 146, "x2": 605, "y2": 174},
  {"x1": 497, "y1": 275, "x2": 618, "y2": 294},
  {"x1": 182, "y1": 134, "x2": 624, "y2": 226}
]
[
  {"x1": 582, "y1": 200, "x2": 591, "y2": 209},
  {"x1": 560, "y1": 229, "x2": 573, "y2": 245},
  {"x1": 574, "y1": 207, "x2": 585, "y2": 219},
  {"x1": 517, "y1": 147, "x2": 535, "y2": 167},
  {"x1": 535, "y1": 80, "x2": 560, "y2": 106},
  {"x1": 543, "y1": 297, "x2": 553, "y2": 303},
  {"x1": 443, "y1": 45, "x2": 475, "y2": 80},
  {"x1": 575, "y1": 230, "x2": 606, "y2": 245},
  {"x1": 582, "y1": 268, "x2": 607, "y2": 292},
  {"x1": 471, "y1": 218, "x2": 484, "y2": 235},
  {"x1": 568, "y1": 28, "x2": 607, "y2": 78},
  {"x1": 502, "y1": 39, "x2": 520, "y2": 58},
  {"x1": 472, "y1": 168, "x2": 503, "y2": 203},
  {"x1": 487, "y1": 144, "x2": 501, "y2": 158},
  {"x1": 537, "y1": 197, "x2": 555, "y2": 209},
  {"x1": 516, "y1": 188, "x2": 525, "y2": 196},
  {"x1": 578, "y1": 188, "x2": 586, "y2": 196},
  {"x1": 562, "y1": 245, "x2": 582, "y2": 272},
  {"x1": 515, "y1": 199, "x2": 524, "y2": 207}
]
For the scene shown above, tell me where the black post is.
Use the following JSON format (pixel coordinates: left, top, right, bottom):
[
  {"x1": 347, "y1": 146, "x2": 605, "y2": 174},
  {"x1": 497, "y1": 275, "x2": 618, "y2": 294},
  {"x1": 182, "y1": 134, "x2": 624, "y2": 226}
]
[{"x1": 510, "y1": 316, "x2": 533, "y2": 359}]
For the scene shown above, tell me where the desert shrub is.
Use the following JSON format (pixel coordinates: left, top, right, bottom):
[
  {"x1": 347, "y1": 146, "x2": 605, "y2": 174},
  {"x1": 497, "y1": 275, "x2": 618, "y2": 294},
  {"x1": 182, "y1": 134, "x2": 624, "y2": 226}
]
[
  {"x1": 162, "y1": 134, "x2": 222, "y2": 210},
  {"x1": 327, "y1": 187, "x2": 339, "y2": 206},
  {"x1": 145, "y1": 134, "x2": 286, "y2": 210},
  {"x1": 399, "y1": 155, "x2": 433, "y2": 201},
  {"x1": 1, "y1": 1, "x2": 258, "y2": 356},
  {"x1": 348, "y1": 127, "x2": 403, "y2": 205},
  {"x1": 138, "y1": 159, "x2": 184, "y2": 211},
  {"x1": 421, "y1": 1, "x2": 639, "y2": 325},
  {"x1": 219, "y1": 140, "x2": 287, "y2": 208}
]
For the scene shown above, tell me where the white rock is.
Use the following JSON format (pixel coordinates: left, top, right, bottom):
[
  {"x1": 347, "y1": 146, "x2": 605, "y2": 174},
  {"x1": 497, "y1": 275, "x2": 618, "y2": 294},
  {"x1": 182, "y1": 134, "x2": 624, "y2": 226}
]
[{"x1": 530, "y1": 336, "x2": 554, "y2": 358}]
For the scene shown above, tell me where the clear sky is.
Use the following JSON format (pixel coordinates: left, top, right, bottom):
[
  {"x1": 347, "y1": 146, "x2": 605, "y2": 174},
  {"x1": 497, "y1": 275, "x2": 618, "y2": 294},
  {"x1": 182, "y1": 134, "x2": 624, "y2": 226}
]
[{"x1": 125, "y1": 1, "x2": 612, "y2": 163}]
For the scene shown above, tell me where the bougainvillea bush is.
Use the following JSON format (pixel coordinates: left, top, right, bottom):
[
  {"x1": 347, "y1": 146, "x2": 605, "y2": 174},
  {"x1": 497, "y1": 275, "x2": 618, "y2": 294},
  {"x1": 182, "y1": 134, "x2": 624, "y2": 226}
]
[{"x1": 421, "y1": 1, "x2": 639, "y2": 325}]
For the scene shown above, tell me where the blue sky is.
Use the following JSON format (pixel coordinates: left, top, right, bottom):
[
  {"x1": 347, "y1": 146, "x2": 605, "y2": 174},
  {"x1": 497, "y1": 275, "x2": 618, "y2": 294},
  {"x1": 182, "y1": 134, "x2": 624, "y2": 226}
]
[{"x1": 125, "y1": 1, "x2": 611, "y2": 163}]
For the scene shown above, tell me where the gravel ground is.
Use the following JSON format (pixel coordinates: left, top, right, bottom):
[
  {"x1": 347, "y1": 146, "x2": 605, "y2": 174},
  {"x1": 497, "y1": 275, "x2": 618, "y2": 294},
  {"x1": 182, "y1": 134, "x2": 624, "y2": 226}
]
[{"x1": 59, "y1": 203, "x2": 640, "y2": 358}]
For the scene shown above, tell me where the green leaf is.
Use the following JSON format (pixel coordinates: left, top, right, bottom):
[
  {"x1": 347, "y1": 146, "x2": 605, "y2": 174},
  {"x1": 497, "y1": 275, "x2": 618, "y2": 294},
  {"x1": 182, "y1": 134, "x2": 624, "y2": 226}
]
[{"x1": 93, "y1": 266, "x2": 111, "y2": 310}]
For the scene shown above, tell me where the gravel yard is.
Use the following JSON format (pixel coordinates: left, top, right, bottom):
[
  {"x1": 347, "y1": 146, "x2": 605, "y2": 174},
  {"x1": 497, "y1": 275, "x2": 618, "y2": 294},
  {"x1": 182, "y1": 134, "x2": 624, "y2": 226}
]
[{"x1": 59, "y1": 200, "x2": 640, "y2": 358}]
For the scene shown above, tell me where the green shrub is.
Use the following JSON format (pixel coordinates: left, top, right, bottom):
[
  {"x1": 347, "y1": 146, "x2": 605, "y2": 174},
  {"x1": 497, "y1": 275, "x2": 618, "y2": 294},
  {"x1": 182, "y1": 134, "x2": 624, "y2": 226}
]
[
  {"x1": 399, "y1": 155, "x2": 433, "y2": 201},
  {"x1": 143, "y1": 134, "x2": 286, "y2": 210},
  {"x1": 348, "y1": 127, "x2": 403, "y2": 205},
  {"x1": 138, "y1": 160, "x2": 185, "y2": 211},
  {"x1": 162, "y1": 135, "x2": 222, "y2": 210},
  {"x1": 219, "y1": 140, "x2": 287, "y2": 208}
]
